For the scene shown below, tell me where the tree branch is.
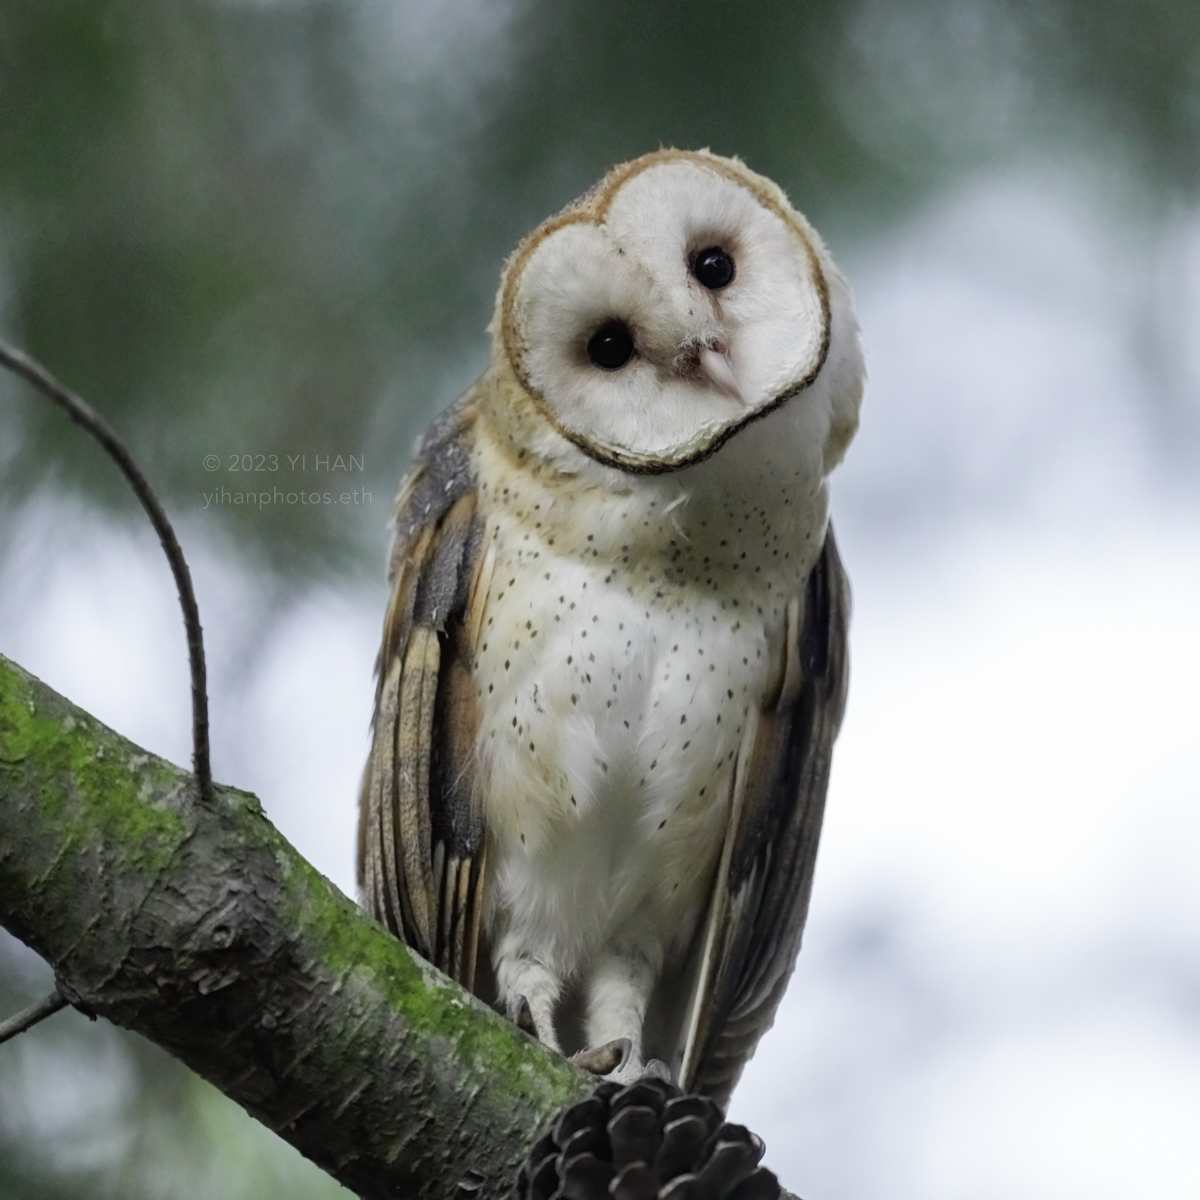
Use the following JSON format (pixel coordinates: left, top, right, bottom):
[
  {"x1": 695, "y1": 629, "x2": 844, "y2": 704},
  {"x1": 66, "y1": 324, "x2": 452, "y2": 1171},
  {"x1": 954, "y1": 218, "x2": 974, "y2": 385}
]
[{"x1": 0, "y1": 651, "x2": 592, "y2": 1199}]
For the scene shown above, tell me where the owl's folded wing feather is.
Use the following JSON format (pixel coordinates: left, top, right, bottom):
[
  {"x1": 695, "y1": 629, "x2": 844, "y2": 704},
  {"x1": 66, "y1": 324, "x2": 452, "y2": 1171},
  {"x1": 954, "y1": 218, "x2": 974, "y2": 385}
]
[
  {"x1": 679, "y1": 527, "x2": 850, "y2": 1107},
  {"x1": 357, "y1": 392, "x2": 492, "y2": 990}
]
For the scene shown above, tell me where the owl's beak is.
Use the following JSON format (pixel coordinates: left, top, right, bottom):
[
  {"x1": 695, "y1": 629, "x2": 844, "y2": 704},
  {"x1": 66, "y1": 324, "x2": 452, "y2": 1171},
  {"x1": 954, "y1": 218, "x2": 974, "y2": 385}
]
[{"x1": 698, "y1": 347, "x2": 743, "y2": 404}]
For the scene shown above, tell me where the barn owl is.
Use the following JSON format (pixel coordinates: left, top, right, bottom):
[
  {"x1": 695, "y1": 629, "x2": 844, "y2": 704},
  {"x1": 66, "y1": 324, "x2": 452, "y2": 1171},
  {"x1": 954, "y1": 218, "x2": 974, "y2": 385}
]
[{"x1": 358, "y1": 148, "x2": 863, "y2": 1107}]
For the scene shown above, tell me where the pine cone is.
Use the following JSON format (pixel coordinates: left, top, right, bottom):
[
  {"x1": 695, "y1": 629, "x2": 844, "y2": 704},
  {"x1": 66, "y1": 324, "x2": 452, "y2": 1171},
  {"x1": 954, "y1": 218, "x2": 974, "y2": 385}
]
[{"x1": 513, "y1": 1077, "x2": 780, "y2": 1200}]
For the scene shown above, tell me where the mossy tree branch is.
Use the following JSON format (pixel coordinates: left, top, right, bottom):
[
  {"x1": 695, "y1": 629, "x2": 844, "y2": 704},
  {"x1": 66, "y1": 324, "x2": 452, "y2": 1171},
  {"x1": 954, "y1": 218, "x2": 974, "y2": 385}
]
[{"x1": 0, "y1": 651, "x2": 592, "y2": 1200}]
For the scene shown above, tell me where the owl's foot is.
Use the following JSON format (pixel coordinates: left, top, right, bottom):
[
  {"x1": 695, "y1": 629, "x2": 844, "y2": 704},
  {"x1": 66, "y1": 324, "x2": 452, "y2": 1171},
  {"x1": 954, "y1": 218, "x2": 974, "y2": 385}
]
[
  {"x1": 571, "y1": 1043, "x2": 672, "y2": 1085},
  {"x1": 497, "y1": 961, "x2": 564, "y2": 1050},
  {"x1": 570, "y1": 1037, "x2": 631, "y2": 1076},
  {"x1": 506, "y1": 993, "x2": 537, "y2": 1037}
]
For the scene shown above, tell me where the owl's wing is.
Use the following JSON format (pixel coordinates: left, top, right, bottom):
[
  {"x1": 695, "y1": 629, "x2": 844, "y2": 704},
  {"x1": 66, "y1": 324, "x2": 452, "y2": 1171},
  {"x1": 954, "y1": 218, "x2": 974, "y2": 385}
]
[
  {"x1": 678, "y1": 527, "x2": 851, "y2": 1107},
  {"x1": 357, "y1": 390, "x2": 493, "y2": 990}
]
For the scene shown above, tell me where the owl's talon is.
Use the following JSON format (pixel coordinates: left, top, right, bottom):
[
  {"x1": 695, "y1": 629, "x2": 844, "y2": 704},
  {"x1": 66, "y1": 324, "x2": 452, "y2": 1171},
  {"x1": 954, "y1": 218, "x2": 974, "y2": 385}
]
[
  {"x1": 571, "y1": 1037, "x2": 631, "y2": 1076},
  {"x1": 643, "y1": 1058, "x2": 672, "y2": 1083},
  {"x1": 507, "y1": 994, "x2": 537, "y2": 1036}
]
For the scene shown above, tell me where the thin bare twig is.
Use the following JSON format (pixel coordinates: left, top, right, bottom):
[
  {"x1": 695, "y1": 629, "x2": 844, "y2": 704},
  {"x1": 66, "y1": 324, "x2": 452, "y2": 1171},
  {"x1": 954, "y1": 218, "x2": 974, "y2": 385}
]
[
  {"x1": 0, "y1": 339, "x2": 212, "y2": 805},
  {"x1": 0, "y1": 990, "x2": 68, "y2": 1046}
]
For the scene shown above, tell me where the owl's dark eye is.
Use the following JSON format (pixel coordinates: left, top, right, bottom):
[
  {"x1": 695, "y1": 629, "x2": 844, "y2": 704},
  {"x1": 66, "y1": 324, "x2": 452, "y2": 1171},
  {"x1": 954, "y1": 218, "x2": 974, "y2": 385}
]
[
  {"x1": 587, "y1": 320, "x2": 635, "y2": 370},
  {"x1": 691, "y1": 246, "x2": 735, "y2": 290}
]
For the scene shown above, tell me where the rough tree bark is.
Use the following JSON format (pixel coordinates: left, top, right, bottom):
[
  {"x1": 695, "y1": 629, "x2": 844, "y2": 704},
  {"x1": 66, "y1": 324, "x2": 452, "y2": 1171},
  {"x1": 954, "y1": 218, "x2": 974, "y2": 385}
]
[{"x1": 0, "y1": 651, "x2": 594, "y2": 1199}]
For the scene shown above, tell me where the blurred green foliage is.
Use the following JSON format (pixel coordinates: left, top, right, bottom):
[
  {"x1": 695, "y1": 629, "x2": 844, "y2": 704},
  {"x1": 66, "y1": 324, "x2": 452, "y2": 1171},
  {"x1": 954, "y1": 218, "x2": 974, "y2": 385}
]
[
  {"x1": 1, "y1": 1, "x2": 1198, "y2": 1196},
  {"x1": 1, "y1": 0, "x2": 1196, "y2": 575}
]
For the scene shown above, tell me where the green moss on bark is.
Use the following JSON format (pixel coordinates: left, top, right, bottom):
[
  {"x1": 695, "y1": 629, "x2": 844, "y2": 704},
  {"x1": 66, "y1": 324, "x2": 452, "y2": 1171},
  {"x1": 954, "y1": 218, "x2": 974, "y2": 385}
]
[
  {"x1": 0, "y1": 657, "x2": 187, "y2": 878},
  {"x1": 0, "y1": 651, "x2": 592, "y2": 1200},
  {"x1": 286, "y1": 851, "x2": 585, "y2": 1110}
]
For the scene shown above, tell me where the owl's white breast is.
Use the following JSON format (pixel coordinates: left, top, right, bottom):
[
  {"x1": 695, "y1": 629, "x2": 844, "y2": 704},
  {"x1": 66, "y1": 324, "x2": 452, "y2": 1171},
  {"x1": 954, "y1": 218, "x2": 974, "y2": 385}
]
[{"x1": 468, "y1": 396, "x2": 831, "y2": 983}]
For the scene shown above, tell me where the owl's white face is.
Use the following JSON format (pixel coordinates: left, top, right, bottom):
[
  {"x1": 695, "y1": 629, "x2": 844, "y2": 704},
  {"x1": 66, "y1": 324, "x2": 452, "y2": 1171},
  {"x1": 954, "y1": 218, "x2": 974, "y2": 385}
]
[{"x1": 497, "y1": 152, "x2": 850, "y2": 473}]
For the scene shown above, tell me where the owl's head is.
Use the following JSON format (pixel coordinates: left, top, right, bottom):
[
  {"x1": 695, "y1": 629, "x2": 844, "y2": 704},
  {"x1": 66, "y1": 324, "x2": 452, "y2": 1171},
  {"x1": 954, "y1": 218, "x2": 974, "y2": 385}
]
[{"x1": 490, "y1": 149, "x2": 863, "y2": 475}]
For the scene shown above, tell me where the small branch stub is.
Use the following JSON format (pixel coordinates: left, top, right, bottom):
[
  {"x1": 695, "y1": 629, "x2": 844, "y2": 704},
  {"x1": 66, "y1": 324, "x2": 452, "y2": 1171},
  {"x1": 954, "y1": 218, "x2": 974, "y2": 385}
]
[{"x1": 0, "y1": 989, "x2": 68, "y2": 1046}]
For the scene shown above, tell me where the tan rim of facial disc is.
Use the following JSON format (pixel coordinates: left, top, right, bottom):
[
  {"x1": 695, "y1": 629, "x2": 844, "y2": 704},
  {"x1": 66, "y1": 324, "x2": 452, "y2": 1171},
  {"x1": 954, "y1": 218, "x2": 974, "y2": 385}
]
[{"x1": 499, "y1": 149, "x2": 831, "y2": 474}]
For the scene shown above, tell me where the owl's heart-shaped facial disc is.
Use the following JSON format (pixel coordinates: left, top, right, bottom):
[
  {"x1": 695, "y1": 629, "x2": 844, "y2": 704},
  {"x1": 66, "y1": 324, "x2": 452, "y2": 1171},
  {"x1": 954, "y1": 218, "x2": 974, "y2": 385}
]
[{"x1": 498, "y1": 151, "x2": 832, "y2": 473}]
